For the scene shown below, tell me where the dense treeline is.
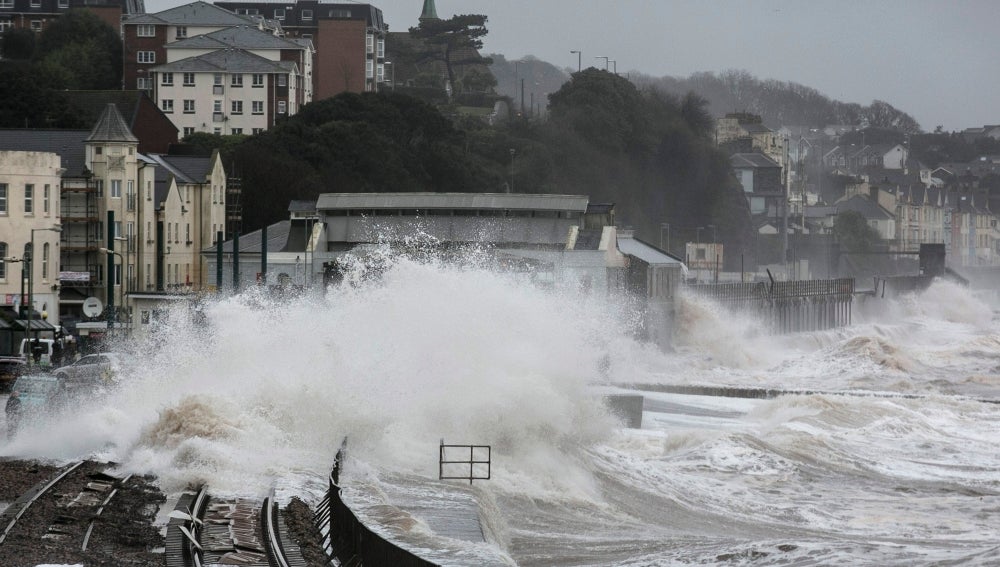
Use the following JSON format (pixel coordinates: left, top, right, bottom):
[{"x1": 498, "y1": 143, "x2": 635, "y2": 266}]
[
  {"x1": 0, "y1": 10, "x2": 122, "y2": 128},
  {"x1": 639, "y1": 69, "x2": 921, "y2": 133},
  {"x1": 226, "y1": 69, "x2": 750, "y2": 259}
]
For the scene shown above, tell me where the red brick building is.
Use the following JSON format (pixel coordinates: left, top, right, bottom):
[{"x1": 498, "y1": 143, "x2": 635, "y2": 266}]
[
  {"x1": 214, "y1": 1, "x2": 387, "y2": 100},
  {"x1": 0, "y1": 0, "x2": 141, "y2": 35}
]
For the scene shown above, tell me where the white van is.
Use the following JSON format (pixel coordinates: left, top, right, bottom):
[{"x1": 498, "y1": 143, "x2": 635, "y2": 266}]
[{"x1": 18, "y1": 338, "x2": 54, "y2": 366}]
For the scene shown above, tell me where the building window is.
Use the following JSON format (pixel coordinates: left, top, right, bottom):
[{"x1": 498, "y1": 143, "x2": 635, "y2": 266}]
[
  {"x1": 366, "y1": 60, "x2": 373, "y2": 78},
  {"x1": 213, "y1": 127, "x2": 221, "y2": 135},
  {"x1": 24, "y1": 184, "x2": 33, "y2": 213},
  {"x1": 111, "y1": 180, "x2": 121, "y2": 198},
  {"x1": 231, "y1": 74, "x2": 243, "y2": 87},
  {"x1": 175, "y1": 26, "x2": 187, "y2": 39},
  {"x1": 30, "y1": 20, "x2": 41, "y2": 32},
  {"x1": 252, "y1": 128, "x2": 263, "y2": 135},
  {"x1": 43, "y1": 184, "x2": 49, "y2": 213},
  {"x1": 274, "y1": 8, "x2": 284, "y2": 19},
  {"x1": 161, "y1": 99, "x2": 173, "y2": 113},
  {"x1": 42, "y1": 243, "x2": 49, "y2": 280},
  {"x1": 137, "y1": 51, "x2": 155, "y2": 64},
  {"x1": 185, "y1": 224, "x2": 190, "y2": 243},
  {"x1": 214, "y1": 73, "x2": 223, "y2": 86},
  {"x1": 252, "y1": 74, "x2": 264, "y2": 87},
  {"x1": 58, "y1": 0, "x2": 68, "y2": 7},
  {"x1": 377, "y1": 38, "x2": 384, "y2": 58},
  {"x1": 162, "y1": 72, "x2": 173, "y2": 86},
  {"x1": 213, "y1": 99, "x2": 222, "y2": 113},
  {"x1": 0, "y1": 1, "x2": 12, "y2": 9},
  {"x1": 0, "y1": 21, "x2": 11, "y2": 34},
  {"x1": 277, "y1": 74, "x2": 287, "y2": 87},
  {"x1": 183, "y1": 73, "x2": 195, "y2": 86},
  {"x1": 301, "y1": 9, "x2": 313, "y2": 20},
  {"x1": 277, "y1": 101, "x2": 287, "y2": 114},
  {"x1": 31, "y1": 0, "x2": 40, "y2": 7},
  {"x1": 137, "y1": 24, "x2": 155, "y2": 37},
  {"x1": 366, "y1": 34, "x2": 373, "y2": 53},
  {"x1": 137, "y1": 77, "x2": 152, "y2": 90},
  {"x1": 183, "y1": 100, "x2": 195, "y2": 113},
  {"x1": 0, "y1": 183, "x2": 6, "y2": 213},
  {"x1": 252, "y1": 101, "x2": 263, "y2": 114},
  {"x1": 183, "y1": 126, "x2": 194, "y2": 137},
  {"x1": 0, "y1": 243, "x2": 6, "y2": 279},
  {"x1": 231, "y1": 128, "x2": 243, "y2": 135},
  {"x1": 231, "y1": 100, "x2": 243, "y2": 114}
]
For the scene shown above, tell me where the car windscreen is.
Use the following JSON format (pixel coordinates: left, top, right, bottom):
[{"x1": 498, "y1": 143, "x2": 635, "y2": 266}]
[{"x1": 13, "y1": 377, "x2": 58, "y2": 394}]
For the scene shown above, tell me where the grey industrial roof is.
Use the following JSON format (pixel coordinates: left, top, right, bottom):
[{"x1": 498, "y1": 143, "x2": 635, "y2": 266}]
[
  {"x1": 125, "y1": 1, "x2": 256, "y2": 26},
  {"x1": 316, "y1": 192, "x2": 590, "y2": 212},
  {"x1": 207, "y1": 219, "x2": 294, "y2": 254},
  {"x1": 167, "y1": 25, "x2": 302, "y2": 50},
  {"x1": 87, "y1": 104, "x2": 139, "y2": 143},
  {"x1": 0, "y1": 130, "x2": 90, "y2": 177},
  {"x1": 731, "y1": 153, "x2": 780, "y2": 169},
  {"x1": 617, "y1": 234, "x2": 684, "y2": 265},
  {"x1": 151, "y1": 48, "x2": 296, "y2": 74},
  {"x1": 288, "y1": 200, "x2": 317, "y2": 213}
]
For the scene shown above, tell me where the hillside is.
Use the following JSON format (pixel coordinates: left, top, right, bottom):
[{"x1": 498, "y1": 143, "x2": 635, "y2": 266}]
[{"x1": 489, "y1": 54, "x2": 921, "y2": 133}]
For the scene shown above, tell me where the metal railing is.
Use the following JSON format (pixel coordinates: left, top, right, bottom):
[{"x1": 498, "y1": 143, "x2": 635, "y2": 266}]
[
  {"x1": 439, "y1": 442, "x2": 491, "y2": 485},
  {"x1": 315, "y1": 439, "x2": 439, "y2": 567}
]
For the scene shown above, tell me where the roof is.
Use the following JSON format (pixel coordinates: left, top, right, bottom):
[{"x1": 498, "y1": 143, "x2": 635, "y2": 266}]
[
  {"x1": 836, "y1": 195, "x2": 893, "y2": 220},
  {"x1": 166, "y1": 25, "x2": 302, "y2": 50},
  {"x1": 0, "y1": 130, "x2": 90, "y2": 177},
  {"x1": 86, "y1": 104, "x2": 139, "y2": 143},
  {"x1": 214, "y1": 2, "x2": 386, "y2": 32},
  {"x1": 730, "y1": 153, "x2": 780, "y2": 169},
  {"x1": 573, "y1": 228, "x2": 603, "y2": 250},
  {"x1": 616, "y1": 234, "x2": 684, "y2": 265},
  {"x1": 288, "y1": 200, "x2": 317, "y2": 213},
  {"x1": 150, "y1": 48, "x2": 296, "y2": 74},
  {"x1": 208, "y1": 219, "x2": 294, "y2": 254},
  {"x1": 146, "y1": 154, "x2": 214, "y2": 184},
  {"x1": 125, "y1": 1, "x2": 256, "y2": 26},
  {"x1": 316, "y1": 193, "x2": 590, "y2": 212},
  {"x1": 741, "y1": 123, "x2": 772, "y2": 135}
]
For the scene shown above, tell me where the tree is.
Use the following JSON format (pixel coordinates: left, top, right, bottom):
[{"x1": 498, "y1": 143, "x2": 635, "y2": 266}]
[
  {"x1": 34, "y1": 9, "x2": 122, "y2": 90},
  {"x1": 834, "y1": 210, "x2": 881, "y2": 253},
  {"x1": 409, "y1": 14, "x2": 492, "y2": 91},
  {"x1": 1, "y1": 28, "x2": 35, "y2": 60}
]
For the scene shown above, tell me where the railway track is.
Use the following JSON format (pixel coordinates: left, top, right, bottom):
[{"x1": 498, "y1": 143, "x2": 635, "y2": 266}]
[
  {"x1": 0, "y1": 459, "x2": 162, "y2": 566},
  {"x1": 166, "y1": 485, "x2": 307, "y2": 567}
]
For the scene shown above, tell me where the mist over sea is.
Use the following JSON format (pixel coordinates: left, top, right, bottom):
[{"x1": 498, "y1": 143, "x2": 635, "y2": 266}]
[{"x1": 3, "y1": 252, "x2": 998, "y2": 566}]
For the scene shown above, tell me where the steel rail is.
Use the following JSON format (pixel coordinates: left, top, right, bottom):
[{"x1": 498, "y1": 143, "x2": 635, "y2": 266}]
[
  {"x1": 262, "y1": 496, "x2": 292, "y2": 567},
  {"x1": 0, "y1": 460, "x2": 84, "y2": 546}
]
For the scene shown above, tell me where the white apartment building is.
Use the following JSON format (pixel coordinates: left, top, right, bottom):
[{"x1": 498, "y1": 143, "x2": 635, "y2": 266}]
[{"x1": 150, "y1": 49, "x2": 301, "y2": 136}]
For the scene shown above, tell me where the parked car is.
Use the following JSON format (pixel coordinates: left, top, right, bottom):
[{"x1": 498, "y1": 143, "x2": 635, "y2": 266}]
[
  {"x1": 52, "y1": 353, "x2": 128, "y2": 390},
  {"x1": 6, "y1": 374, "x2": 66, "y2": 436}
]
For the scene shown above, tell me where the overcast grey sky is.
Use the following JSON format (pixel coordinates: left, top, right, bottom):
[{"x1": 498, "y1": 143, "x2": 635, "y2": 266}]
[{"x1": 154, "y1": 0, "x2": 999, "y2": 131}]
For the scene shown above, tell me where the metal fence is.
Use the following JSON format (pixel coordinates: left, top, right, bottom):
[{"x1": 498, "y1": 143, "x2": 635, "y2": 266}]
[
  {"x1": 686, "y1": 278, "x2": 855, "y2": 334},
  {"x1": 315, "y1": 439, "x2": 439, "y2": 567}
]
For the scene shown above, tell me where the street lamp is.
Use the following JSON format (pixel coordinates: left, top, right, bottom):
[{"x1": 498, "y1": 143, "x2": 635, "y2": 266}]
[
  {"x1": 28, "y1": 225, "x2": 61, "y2": 355},
  {"x1": 97, "y1": 245, "x2": 125, "y2": 330},
  {"x1": 610, "y1": 60, "x2": 617, "y2": 74},
  {"x1": 570, "y1": 50, "x2": 581, "y2": 73},
  {"x1": 99, "y1": 246, "x2": 125, "y2": 331},
  {"x1": 595, "y1": 56, "x2": 609, "y2": 71},
  {"x1": 707, "y1": 224, "x2": 716, "y2": 243},
  {"x1": 659, "y1": 223, "x2": 670, "y2": 252}
]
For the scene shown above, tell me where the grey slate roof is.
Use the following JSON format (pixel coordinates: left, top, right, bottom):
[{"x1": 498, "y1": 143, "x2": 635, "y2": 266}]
[
  {"x1": 288, "y1": 200, "x2": 317, "y2": 213},
  {"x1": 836, "y1": 195, "x2": 893, "y2": 220},
  {"x1": 731, "y1": 153, "x2": 780, "y2": 169},
  {"x1": 87, "y1": 104, "x2": 139, "y2": 143},
  {"x1": 617, "y1": 234, "x2": 684, "y2": 264},
  {"x1": 166, "y1": 25, "x2": 301, "y2": 50},
  {"x1": 150, "y1": 48, "x2": 296, "y2": 74},
  {"x1": 0, "y1": 130, "x2": 90, "y2": 177},
  {"x1": 125, "y1": 1, "x2": 256, "y2": 26},
  {"x1": 147, "y1": 154, "x2": 213, "y2": 184}
]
